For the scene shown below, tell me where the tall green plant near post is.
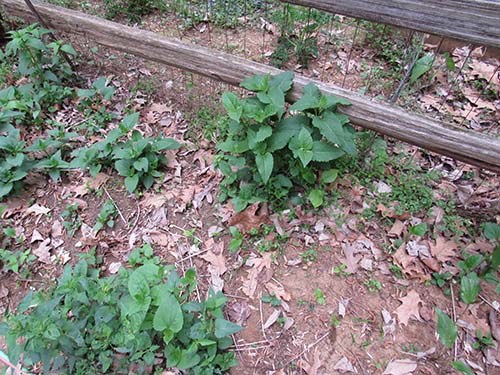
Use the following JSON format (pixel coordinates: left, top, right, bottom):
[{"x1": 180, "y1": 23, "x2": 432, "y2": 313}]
[{"x1": 216, "y1": 71, "x2": 356, "y2": 211}]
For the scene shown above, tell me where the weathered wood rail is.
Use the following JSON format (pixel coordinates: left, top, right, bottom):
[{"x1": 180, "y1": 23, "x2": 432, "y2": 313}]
[
  {"x1": 283, "y1": 0, "x2": 500, "y2": 48},
  {"x1": 2, "y1": 0, "x2": 500, "y2": 172}
]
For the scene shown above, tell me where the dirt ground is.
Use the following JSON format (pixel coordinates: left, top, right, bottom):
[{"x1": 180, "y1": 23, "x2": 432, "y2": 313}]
[{"x1": 1, "y1": 2, "x2": 500, "y2": 375}]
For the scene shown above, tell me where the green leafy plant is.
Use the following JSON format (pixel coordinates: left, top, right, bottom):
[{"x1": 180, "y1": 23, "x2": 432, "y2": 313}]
[
  {"x1": 0, "y1": 247, "x2": 35, "y2": 275},
  {"x1": 452, "y1": 361, "x2": 474, "y2": 375},
  {"x1": 61, "y1": 203, "x2": 82, "y2": 237},
  {"x1": 229, "y1": 226, "x2": 243, "y2": 253},
  {"x1": 71, "y1": 112, "x2": 181, "y2": 193},
  {"x1": 472, "y1": 330, "x2": 495, "y2": 351},
  {"x1": 216, "y1": 72, "x2": 355, "y2": 212},
  {"x1": 300, "y1": 248, "x2": 318, "y2": 262},
  {"x1": 314, "y1": 288, "x2": 326, "y2": 305},
  {"x1": 261, "y1": 293, "x2": 281, "y2": 307},
  {"x1": 0, "y1": 246, "x2": 241, "y2": 374},
  {"x1": 93, "y1": 199, "x2": 117, "y2": 234}
]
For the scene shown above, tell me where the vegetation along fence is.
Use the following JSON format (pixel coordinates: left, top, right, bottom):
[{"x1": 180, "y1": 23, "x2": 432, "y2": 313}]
[{"x1": 1, "y1": 0, "x2": 499, "y2": 172}]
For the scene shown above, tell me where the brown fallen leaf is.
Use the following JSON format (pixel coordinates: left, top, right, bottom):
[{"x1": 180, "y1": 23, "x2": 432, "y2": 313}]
[
  {"x1": 227, "y1": 301, "x2": 251, "y2": 326},
  {"x1": 200, "y1": 249, "x2": 227, "y2": 276},
  {"x1": 339, "y1": 242, "x2": 361, "y2": 273},
  {"x1": 242, "y1": 252, "x2": 273, "y2": 297},
  {"x1": 429, "y1": 236, "x2": 457, "y2": 263},
  {"x1": 26, "y1": 203, "x2": 51, "y2": 216},
  {"x1": 333, "y1": 356, "x2": 357, "y2": 373},
  {"x1": 33, "y1": 238, "x2": 52, "y2": 264},
  {"x1": 263, "y1": 309, "x2": 281, "y2": 329},
  {"x1": 141, "y1": 192, "x2": 168, "y2": 208},
  {"x1": 383, "y1": 359, "x2": 417, "y2": 375},
  {"x1": 388, "y1": 220, "x2": 405, "y2": 238},
  {"x1": 394, "y1": 290, "x2": 422, "y2": 326},
  {"x1": 297, "y1": 349, "x2": 323, "y2": 375},
  {"x1": 265, "y1": 282, "x2": 291, "y2": 302},
  {"x1": 229, "y1": 202, "x2": 271, "y2": 234}
]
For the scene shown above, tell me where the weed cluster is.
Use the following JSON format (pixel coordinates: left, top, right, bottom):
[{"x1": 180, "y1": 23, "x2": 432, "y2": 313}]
[
  {"x1": 216, "y1": 72, "x2": 356, "y2": 211},
  {"x1": 0, "y1": 246, "x2": 241, "y2": 374},
  {"x1": 0, "y1": 24, "x2": 180, "y2": 199}
]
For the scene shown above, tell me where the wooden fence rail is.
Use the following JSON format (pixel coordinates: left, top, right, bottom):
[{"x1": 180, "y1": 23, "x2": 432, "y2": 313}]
[
  {"x1": 2, "y1": 0, "x2": 500, "y2": 172},
  {"x1": 283, "y1": 0, "x2": 500, "y2": 48}
]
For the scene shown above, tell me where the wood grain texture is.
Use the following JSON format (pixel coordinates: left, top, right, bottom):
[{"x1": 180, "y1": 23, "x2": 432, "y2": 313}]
[
  {"x1": 2, "y1": 0, "x2": 500, "y2": 172},
  {"x1": 283, "y1": 0, "x2": 500, "y2": 48}
]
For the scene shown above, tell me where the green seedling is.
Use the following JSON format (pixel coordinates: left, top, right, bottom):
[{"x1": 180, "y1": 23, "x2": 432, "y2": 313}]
[{"x1": 93, "y1": 200, "x2": 117, "y2": 234}]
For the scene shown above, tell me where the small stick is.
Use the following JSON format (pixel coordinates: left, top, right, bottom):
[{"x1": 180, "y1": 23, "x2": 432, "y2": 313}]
[
  {"x1": 175, "y1": 248, "x2": 209, "y2": 264},
  {"x1": 103, "y1": 187, "x2": 127, "y2": 225},
  {"x1": 0, "y1": 355, "x2": 31, "y2": 375},
  {"x1": 259, "y1": 291, "x2": 267, "y2": 340},
  {"x1": 282, "y1": 331, "x2": 330, "y2": 368},
  {"x1": 479, "y1": 295, "x2": 500, "y2": 314}
]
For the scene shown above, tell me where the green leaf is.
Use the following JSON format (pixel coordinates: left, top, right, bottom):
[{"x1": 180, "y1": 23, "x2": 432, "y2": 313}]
[
  {"x1": 214, "y1": 318, "x2": 242, "y2": 338},
  {"x1": 311, "y1": 141, "x2": 345, "y2": 162},
  {"x1": 222, "y1": 92, "x2": 243, "y2": 122},
  {"x1": 121, "y1": 112, "x2": 139, "y2": 131},
  {"x1": 153, "y1": 293, "x2": 183, "y2": 333},
  {"x1": 255, "y1": 152, "x2": 273, "y2": 184},
  {"x1": 410, "y1": 53, "x2": 434, "y2": 84},
  {"x1": 60, "y1": 43, "x2": 77, "y2": 56},
  {"x1": 125, "y1": 174, "x2": 139, "y2": 193},
  {"x1": 484, "y1": 223, "x2": 500, "y2": 241},
  {"x1": 254, "y1": 125, "x2": 273, "y2": 143},
  {"x1": 409, "y1": 223, "x2": 428, "y2": 237},
  {"x1": 240, "y1": 74, "x2": 269, "y2": 92},
  {"x1": 321, "y1": 169, "x2": 338, "y2": 184},
  {"x1": 309, "y1": 189, "x2": 324, "y2": 208},
  {"x1": 436, "y1": 307, "x2": 457, "y2": 348},
  {"x1": 452, "y1": 361, "x2": 474, "y2": 375},
  {"x1": 289, "y1": 128, "x2": 313, "y2": 167},
  {"x1": 312, "y1": 111, "x2": 356, "y2": 155},
  {"x1": 268, "y1": 71, "x2": 294, "y2": 93},
  {"x1": 267, "y1": 85, "x2": 286, "y2": 119},
  {"x1": 289, "y1": 83, "x2": 321, "y2": 112},
  {"x1": 128, "y1": 270, "x2": 150, "y2": 301},
  {"x1": 133, "y1": 157, "x2": 149, "y2": 172},
  {"x1": 460, "y1": 272, "x2": 480, "y2": 304},
  {"x1": 267, "y1": 115, "x2": 309, "y2": 152}
]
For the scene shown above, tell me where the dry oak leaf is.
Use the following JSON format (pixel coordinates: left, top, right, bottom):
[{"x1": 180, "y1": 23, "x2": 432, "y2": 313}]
[
  {"x1": 383, "y1": 359, "x2": 417, "y2": 375},
  {"x1": 33, "y1": 238, "x2": 52, "y2": 264},
  {"x1": 26, "y1": 203, "x2": 51, "y2": 216},
  {"x1": 200, "y1": 249, "x2": 227, "y2": 276},
  {"x1": 242, "y1": 252, "x2": 273, "y2": 297},
  {"x1": 141, "y1": 192, "x2": 168, "y2": 209},
  {"x1": 394, "y1": 290, "x2": 422, "y2": 326},
  {"x1": 340, "y1": 242, "x2": 362, "y2": 273},
  {"x1": 429, "y1": 236, "x2": 457, "y2": 263},
  {"x1": 265, "y1": 282, "x2": 291, "y2": 302},
  {"x1": 228, "y1": 202, "x2": 270, "y2": 234},
  {"x1": 297, "y1": 349, "x2": 323, "y2": 375}
]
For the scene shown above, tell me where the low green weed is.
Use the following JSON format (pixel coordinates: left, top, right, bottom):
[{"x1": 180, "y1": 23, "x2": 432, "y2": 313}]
[
  {"x1": 61, "y1": 203, "x2": 82, "y2": 237},
  {"x1": 216, "y1": 71, "x2": 355, "y2": 212},
  {"x1": 71, "y1": 112, "x2": 181, "y2": 193},
  {"x1": 0, "y1": 246, "x2": 241, "y2": 374},
  {"x1": 93, "y1": 199, "x2": 117, "y2": 234}
]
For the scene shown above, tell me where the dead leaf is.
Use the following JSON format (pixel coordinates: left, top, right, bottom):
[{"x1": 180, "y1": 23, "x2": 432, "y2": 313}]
[
  {"x1": 141, "y1": 192, "x2": 168, "y2": 208},
  {"x1": 429, "y1": 236, "x2": 457, "y2": 263},
  {"x1": 228, "y1": 203, "x2": 270, "y2": 234},
  {"x1": 263, "y1": 309, "x2": 280, "y2": 329},
  {"x1": 265, "y1": 282, "x2": 291, "y2": 301},
  {"x1": 200, "y1": 249, "x2": 227, "y2": 276},
  {"x1": 108, "y1": 262, "x2": 122, "y2": 274},
  {"x1": 394, "y1": 290, "x2": 422, "y2": 326},
  {"x1": 333, "y1": 356, "x2": 357, "y2": 373},
  {"x1": 382, "y1": 309, "x2": 396, "y2": 338},
  {"x1": 388, "y1": 220, "x2": 405, "y2": 238},
  {"x1": 31, "y1": 229, "x2": 44, "y2": 243},
  {"x1": 383, "y1": 359, "x2": 417, "y2": 375},
  {"x1": 148, "y1": 231, "x2": 170, "y2": 246},
  {"x1": 242, "y1": 252, "x2": 273, "y2": 297},
  {"x1": 51, "y1": 220, "x2": 63, "y2": 238},
  {"x1": 406, "y1": 241, "x2": 431, "y2": 258},
  {"x1": 33, "y1": 238, "x2": 52, "y2": 264},
  {"x1": 227, "y1": 301, "x2": 251, "y2": 326},
  {"x1": 297, "y1": 349, "x2": 323, "y2": 375},
  {"x1": 26, "y1": 203, "x2": 51, "y2": 216},
  {"x1": 340, "y1": 243, "x2": 361, "y2": 273},
  {"x1": 0, "y1": 284, "x2": 9, "y2": 298},
  {"x1": 469, "y1": 60, "x2": 499, "y2": 85}
]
